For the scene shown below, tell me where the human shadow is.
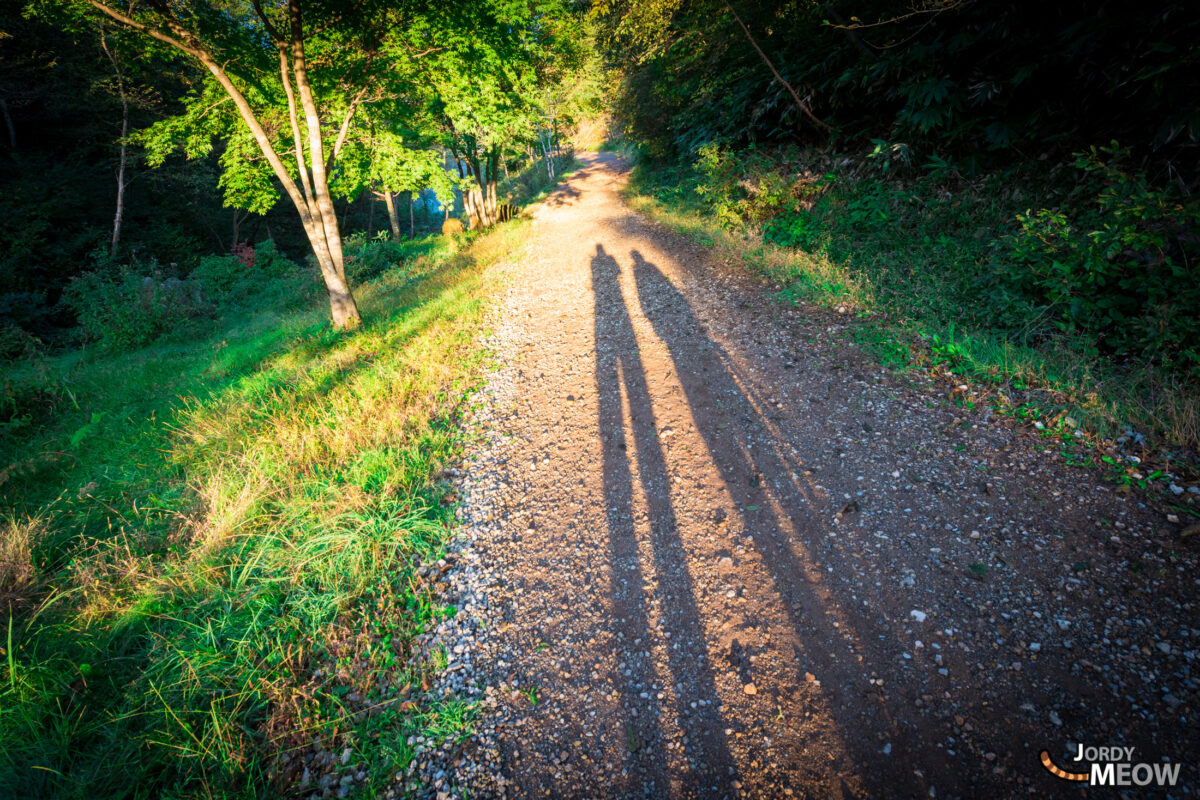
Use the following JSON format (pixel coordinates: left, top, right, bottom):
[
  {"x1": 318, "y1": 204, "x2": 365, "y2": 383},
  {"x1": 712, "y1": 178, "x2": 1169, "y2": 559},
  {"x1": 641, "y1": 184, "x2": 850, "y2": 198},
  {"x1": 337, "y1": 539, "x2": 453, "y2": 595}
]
[
  {"x1": 592, "y1": 244, "x2": 739, "y2": 796},
  {"x1": 623, "y1": 248, "x2": 928, "y2": 797}
]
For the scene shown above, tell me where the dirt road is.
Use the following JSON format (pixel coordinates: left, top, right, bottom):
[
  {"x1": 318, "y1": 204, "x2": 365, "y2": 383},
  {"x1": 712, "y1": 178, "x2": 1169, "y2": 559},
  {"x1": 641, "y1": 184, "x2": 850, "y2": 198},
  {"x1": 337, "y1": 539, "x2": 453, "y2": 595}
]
[{"x1": 401, "y1": 153, "x2": 1197, "y2": 799}]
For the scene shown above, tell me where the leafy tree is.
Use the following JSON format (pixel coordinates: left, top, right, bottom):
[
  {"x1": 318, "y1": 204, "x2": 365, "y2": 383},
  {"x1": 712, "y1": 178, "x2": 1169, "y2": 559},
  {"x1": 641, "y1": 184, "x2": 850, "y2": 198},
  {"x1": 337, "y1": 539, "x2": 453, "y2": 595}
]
[
  {"x1": 48, "y1": 0, "x2": 592, "y2": 325},
  {"x1": 52, "y1": 0, "x2": 454, "y2": 328},
  {"x1": 425, "y1": 0, "x2": 585, "y2": 229}
]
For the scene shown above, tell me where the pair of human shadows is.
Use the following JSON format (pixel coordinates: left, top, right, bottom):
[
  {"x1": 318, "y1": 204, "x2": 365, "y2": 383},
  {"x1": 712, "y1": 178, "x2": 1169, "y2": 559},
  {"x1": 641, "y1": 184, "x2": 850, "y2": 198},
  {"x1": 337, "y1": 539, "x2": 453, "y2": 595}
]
[
  {"x1": 617, "y1": 245, "x2": 931, "y2": 797},
  {"x1": 592, "y1": 243, "x2": 739, "y2": 797}
]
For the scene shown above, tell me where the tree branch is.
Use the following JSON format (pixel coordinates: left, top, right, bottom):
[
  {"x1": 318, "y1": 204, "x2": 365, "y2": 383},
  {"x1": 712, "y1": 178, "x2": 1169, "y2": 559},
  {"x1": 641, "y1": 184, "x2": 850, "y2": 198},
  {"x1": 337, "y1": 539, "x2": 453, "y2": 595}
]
[
  {"x1": 251, "y1": 0, "x2": 285, "y2": 44},
  {"x1": 85, "y1": 0, "x2": 200, "y2": 57},
  {"x1": 409, "y1": 46, "x2": 445, "y2": 59},
  {"x1": 820, "y1": 2, "x2": 875, "y2": 59},
  {"x1": 826, "y1": 1, "x2": 969, "y2": 31},
  {"x1": 722, "y1": 0, "x2": 832, "y2": 132},
  {"x1": 327, "y1": 85, "x2": 369, "y2": 171},
  {"x1": 279, "y1": 47, "x2": 315, "y2": 205}
]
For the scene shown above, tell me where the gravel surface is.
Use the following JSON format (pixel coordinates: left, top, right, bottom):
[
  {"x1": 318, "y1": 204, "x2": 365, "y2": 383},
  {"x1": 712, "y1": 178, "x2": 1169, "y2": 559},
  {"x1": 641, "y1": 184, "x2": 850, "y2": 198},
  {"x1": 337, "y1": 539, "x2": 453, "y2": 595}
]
[{"x1": 397, "y1": 153, "x2": 1198, "y2": 799}]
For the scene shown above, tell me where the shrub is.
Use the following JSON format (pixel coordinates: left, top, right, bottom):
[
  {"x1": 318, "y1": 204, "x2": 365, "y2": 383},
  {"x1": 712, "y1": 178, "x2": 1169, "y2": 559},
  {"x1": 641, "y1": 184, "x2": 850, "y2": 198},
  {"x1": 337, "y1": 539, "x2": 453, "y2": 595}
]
[
  {"x1": 230, "y1": 242, "x2": 256, "y2": 269},
  {"x1": 1006, "y1": 144, "x2": 1200, "y2": 374},
  {"x1": 693, "y1": 144, "x2": 828, "y2": 229},
  {"x1": 191, "y1": 253, "x2": 252, "y2": 295},
  {"x1": 762, "y1": 212, "x2": 817, "y2": 249},
  {"x1": 0, "y1": 323, "x2": 41, "y2": 362},
  {"x1": 61, "y1": 268, "x2": 211, "y2": 350},
  {"x1": 0, "y1": 367, "x2": 64, "y2": 436},
  {"x1": 191, "y1": 241, "x2": 308, "y2": 311},
  {"x1": 343, "y1": 232, "x2": 411, "y2": 283},
  {"x1": 253, "y1": 238, "x2": 296, "y2": 276}
]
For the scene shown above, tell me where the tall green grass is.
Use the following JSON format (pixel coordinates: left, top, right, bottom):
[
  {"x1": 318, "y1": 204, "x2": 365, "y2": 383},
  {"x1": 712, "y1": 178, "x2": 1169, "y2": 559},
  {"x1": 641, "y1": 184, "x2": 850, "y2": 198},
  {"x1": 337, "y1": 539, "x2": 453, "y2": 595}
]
[{"x1": 0, "y1": 223, "x2": 525, "y2": 797}]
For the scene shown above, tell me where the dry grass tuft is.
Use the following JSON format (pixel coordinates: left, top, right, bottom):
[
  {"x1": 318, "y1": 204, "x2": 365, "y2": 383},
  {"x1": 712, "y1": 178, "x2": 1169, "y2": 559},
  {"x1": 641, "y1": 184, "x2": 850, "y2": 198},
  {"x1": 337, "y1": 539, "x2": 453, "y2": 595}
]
[{"x1": 0, "y1": 514, "x2": 46, "y2": 611}]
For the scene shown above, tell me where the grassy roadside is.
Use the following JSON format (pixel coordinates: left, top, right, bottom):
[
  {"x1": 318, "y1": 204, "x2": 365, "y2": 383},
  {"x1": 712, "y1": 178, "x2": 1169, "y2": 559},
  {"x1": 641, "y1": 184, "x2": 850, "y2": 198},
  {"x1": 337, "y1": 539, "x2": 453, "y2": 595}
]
[
  {"x1": 0, "y1": 222, "x2": 527, "y2": 797},
  {"x1": 623, "y1": 154, "x2": 1199, "y2": 493}
]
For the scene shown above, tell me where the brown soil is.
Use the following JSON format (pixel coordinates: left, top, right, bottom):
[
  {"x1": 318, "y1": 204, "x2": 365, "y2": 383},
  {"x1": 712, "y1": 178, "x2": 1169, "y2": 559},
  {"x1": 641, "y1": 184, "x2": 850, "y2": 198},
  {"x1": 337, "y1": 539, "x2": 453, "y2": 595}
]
[{"x1": 410, "y1": 153, "x2": 1198, "y2": 799}]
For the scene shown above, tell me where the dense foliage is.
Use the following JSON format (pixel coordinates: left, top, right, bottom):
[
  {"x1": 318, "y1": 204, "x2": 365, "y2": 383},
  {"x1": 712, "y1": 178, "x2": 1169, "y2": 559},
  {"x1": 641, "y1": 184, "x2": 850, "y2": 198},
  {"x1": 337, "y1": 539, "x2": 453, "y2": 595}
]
[{"x1": 597, "y1": 0, "x2": 1200, "y2": 171}]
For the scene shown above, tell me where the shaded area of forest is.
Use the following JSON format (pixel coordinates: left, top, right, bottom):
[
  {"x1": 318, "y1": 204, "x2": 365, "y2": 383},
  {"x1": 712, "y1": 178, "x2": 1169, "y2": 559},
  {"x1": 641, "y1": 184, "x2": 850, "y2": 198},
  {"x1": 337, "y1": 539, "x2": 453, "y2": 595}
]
[{"x1": 601, "y1": 0, "x2": 1199, "y2": 168}]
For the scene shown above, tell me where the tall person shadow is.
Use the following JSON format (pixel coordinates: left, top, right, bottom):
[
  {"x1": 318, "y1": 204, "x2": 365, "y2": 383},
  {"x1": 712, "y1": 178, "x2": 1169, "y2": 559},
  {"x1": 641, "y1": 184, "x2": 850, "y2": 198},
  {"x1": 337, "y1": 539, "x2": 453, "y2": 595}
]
[
  {"x1": 624, "y1": 248, "x2": 925, "y2": 798},
  {"x1": 591, "y1": 244, "x2": 739, "y2": 797}
]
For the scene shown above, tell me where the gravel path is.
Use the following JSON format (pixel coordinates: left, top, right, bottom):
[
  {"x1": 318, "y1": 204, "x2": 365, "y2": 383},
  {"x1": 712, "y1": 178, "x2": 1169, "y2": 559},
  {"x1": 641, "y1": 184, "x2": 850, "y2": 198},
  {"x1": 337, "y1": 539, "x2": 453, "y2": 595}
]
[{"x1": 401, "y1": 153, "x2": 1198, "y2": 799}]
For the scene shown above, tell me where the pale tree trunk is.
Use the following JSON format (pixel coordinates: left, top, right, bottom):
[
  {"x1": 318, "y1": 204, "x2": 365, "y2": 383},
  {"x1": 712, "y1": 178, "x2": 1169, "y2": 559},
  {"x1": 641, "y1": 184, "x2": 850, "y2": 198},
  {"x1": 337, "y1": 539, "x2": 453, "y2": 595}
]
[
  {"x1": 464, "y1": 185, "x2": 484, "y2": 230},
  {"x1": 453, "y1": 146, "x2": 502, "y2": 230},
  {"x1": 536, "y1": 122, "x2": 555, "y2": 181},
  {"x1": 100, "y1": 30, "x2": 129, "y2": 255},
  {"x1": 483, "y1": 147, "x2": 499, "y2": 225},
  {"x1": 454, "y1": 147, "x2": 485, "y2": 230},
  {"x1": 111, "y1": 99, "x2": 128, "y2": 254},
  {"x1": 288, "y1": 2, "x2": 361, "y2": 328},
  {"x1": 378, "y1": 190, "x2": 401, "y2": 241},
  {"x1": 408, "y1": 191, "x2": 414, "y2": 237}
]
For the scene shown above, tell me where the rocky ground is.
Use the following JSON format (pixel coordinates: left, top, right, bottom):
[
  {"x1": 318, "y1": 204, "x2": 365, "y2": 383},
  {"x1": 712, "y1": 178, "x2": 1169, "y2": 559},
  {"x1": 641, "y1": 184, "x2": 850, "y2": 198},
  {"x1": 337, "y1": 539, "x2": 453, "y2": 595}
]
[{"x1": 395, "y1": 153, "x2": 1198, "y2": 799}]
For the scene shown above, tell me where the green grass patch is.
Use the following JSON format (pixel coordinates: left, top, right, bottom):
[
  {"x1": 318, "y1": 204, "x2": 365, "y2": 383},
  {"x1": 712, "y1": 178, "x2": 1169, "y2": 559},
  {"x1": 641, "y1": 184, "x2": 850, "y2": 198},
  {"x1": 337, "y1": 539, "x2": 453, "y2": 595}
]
[{"x1": 0, "y1": 222, "x2": 528, "y2": 797}]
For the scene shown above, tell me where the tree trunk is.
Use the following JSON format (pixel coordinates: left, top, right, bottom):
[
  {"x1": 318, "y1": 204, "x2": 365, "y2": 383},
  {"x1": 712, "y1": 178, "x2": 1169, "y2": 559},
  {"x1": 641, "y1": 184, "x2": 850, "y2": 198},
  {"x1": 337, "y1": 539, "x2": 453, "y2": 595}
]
[
  {"x1": 1, "y1": 98, "x2": 16, "y2": 152},
  {"x1": 232, "y1": 207, "x2": 249, "y2": 245},
  {"x1": 323, "y1": 268, "x2": 359, "y2": 329},
  {"x1": 100, "y1": 30, "x2": 129, "y2": 255},
  {"x1": 483, "y1": 147, "x2": 499, "y2": 225},
  {"x1": 379, "y1": 190, "x2": 401, "y2": 241},
  {"x1": 288, "y1": 1, "x2": 360, "y2": 327},
  {"x1": 408, "y1": 191, "x2": 414, "y2": 237},
  {"x1": 536, "y1": 122, "x2": 555, "y2": 181},
  {"x1": 111, "y1": 97, "x2": 128, "y2": 254}
]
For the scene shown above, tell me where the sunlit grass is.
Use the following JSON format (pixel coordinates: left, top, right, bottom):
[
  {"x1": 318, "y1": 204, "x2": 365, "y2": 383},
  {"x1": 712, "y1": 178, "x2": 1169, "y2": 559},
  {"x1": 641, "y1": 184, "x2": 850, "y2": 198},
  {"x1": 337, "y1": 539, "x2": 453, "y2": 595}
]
[{"x1": 0, "y1": 222, "x2": 527, "y2": 797}]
